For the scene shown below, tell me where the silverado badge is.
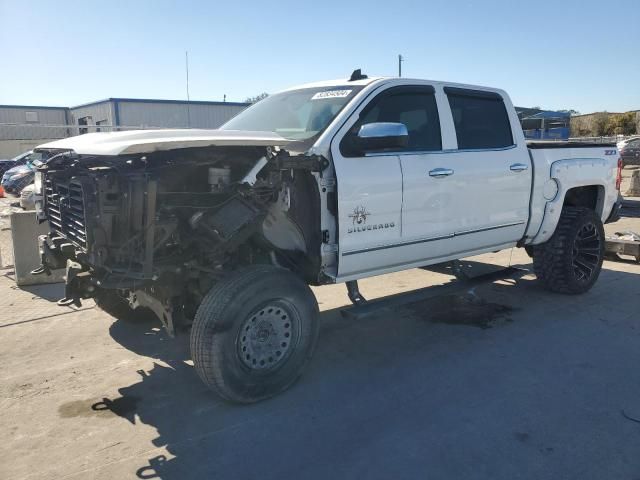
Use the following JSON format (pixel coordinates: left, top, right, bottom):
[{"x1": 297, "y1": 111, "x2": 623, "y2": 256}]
[
  {"x1": 347, "y1": 206, "x2": 395, "y2": 233},
  {"x1": 349, "y1": 205, "x2": 370, "y2": 225}
]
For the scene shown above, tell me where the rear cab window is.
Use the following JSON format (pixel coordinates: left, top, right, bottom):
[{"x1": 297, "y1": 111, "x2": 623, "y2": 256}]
[{"x1": 444, "y1": 87, "x2": 514, "y2": 150}]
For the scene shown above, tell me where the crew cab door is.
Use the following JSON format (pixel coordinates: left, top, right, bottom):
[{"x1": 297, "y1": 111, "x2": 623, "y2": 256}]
[
  {"x1": 331, "y1": 84, "x2": 448, "y2": 280},
  {"x1": 438, "y1": 87, "x2": 531, "y2": 251},
  {"x1": 330, "y1": 89, "x2": 407, "y2": 280},
  {"x1": 402, "y1": 87, "x2": 530, "y2": 255}
]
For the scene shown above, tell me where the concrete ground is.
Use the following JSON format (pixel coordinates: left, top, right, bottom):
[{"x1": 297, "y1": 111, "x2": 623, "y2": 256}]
[{"x1": 1, "y1": 176, "x2": 640, "y2": 479}]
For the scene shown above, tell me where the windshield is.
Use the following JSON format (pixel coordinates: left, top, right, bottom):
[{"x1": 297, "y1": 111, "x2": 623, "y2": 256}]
[
  {"x1": 221, "y1": 86, "x2": 363, "y2": 140},
  {"x1": 9, "y1": 151, "x2": 31, "y2": 162}
]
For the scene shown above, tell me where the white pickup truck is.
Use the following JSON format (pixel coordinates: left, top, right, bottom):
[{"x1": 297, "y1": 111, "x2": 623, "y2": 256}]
[{"x1": 34, "y1": 71, "x2": 623, "y2": 403}]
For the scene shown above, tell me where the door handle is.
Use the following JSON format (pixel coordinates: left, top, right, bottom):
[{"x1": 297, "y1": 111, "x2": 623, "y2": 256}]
[
  {"x1": 429, "y1": 168, "x2": 454, "y2": 178},
  {"x1": 510, "y1": 163, "x2": 529, "y2": 172}
]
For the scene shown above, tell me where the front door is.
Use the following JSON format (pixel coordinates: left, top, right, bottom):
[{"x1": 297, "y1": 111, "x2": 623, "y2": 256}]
[
  {"x1": 332, "y1": 85, "x2": 449, "y2": 279},
  {"x1": 331, "y1": 149, "x2": 403, "y2": 279}
]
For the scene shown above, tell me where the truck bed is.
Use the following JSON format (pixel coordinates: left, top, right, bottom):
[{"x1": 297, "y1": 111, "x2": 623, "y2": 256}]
[{"x1": 524, "y1": 142, "x2": 620, "y2": 246}]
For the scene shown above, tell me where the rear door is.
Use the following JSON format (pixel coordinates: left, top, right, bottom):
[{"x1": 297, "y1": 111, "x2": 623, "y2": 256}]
[
  {"x1": 432, "y1": 87, "x2": 530, "y2": 253},
  {"x1": 399, "y1": 86, "x2": 530, "y2": 261}
]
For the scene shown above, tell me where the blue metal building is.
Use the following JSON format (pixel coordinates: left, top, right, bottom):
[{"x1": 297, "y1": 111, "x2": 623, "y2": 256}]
[{"x1": 516, "y1": 107, "x2": 571, "y2": 140}]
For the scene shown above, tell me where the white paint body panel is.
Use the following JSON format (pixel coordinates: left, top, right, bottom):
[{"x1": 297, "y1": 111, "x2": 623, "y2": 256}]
[
  {"x1": 36, "y1": 129, "x2": 291, "y2": 156},
  {"x1": 321, "y1": 78, "x2": 619, "y2": 282},
  {"x1": 525, "y1": 150, "x2": 618, "y2": 244},
  {"x1": 400, "y1": 147, "x2": 531, "y2": 252},
  {"x1": 333, "y1": 152, "x2": 403, "y2": 278},
  {"x1": 329, "y1": 80, "x2": 536, "y2": 281}
]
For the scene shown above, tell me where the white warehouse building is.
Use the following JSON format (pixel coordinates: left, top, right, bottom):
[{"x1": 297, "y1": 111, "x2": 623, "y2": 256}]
[
  {"x1": 0, "y1": 98, "x2": 249, "y2": 158},
  {"x1": 0, "y1": 104, "x2": 71, "y2": 156}
]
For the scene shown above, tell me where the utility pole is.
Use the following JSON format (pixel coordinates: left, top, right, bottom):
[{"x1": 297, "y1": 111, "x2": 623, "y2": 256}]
[
  {"x1": 398, "y1": 54, "x2": 404, "y2": 77},
  {"x1": 185, "y1": 51, "x2": 191, "y2": 127}
]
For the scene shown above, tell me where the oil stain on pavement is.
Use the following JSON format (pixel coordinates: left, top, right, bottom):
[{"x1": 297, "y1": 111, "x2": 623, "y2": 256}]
[{"x1": 404, "y1": 293, "x2": 514, "y2": 329}]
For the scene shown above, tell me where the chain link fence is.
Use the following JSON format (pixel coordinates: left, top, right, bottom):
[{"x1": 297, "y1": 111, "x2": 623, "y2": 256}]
[
  {"x1": 568, "y1": 135, "x2": 636, "y2": 144},
  {"x1": 1, "y1": 122, "x2": 183, "y2": 139},
  {"x1": 0, "y1": 123, "x2": 182, "y2": 159}
]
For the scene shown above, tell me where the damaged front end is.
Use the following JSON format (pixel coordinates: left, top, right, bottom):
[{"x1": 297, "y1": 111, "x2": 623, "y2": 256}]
[{"x1": 34, "y1": 145, "x2": 327, "y2": 335}]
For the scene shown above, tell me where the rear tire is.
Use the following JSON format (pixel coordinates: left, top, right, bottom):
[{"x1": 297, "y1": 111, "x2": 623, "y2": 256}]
[
  {"x1": 533, "y1": 207, "x2": 605, "y2": 294},
  {"x1": 190, "y1": 265, "x2": 319, "y2": 403}
]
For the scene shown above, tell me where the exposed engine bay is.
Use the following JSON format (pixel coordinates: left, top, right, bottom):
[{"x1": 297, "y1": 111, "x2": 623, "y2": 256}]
[{"x1": 36, "y1": 146, "x2": 332, "y2": 334}]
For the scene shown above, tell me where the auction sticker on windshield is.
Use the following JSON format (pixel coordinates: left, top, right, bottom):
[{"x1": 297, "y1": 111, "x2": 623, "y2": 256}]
[{"x1": 311, "y1": 89, "x2": 352, "y2": 100}]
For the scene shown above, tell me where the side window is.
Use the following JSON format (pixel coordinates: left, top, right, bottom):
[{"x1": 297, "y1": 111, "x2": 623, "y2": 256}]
[
  {"x1": 342, "y1": 86, "x2": 441, "y2": 155},
  {"x1": 445, "y1": 88, "x2": 514, "y2": 149}
]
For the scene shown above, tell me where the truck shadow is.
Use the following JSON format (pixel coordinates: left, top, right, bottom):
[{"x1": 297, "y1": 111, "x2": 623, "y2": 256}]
[
  {"x1": 92, "y1": 264, "x2": 638, "y2": 479},
  {"x1": 19, "y1": 281, "x2": 66, "y2": 302}
]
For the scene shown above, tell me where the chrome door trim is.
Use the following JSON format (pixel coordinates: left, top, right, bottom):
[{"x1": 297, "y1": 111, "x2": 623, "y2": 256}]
[
  {"x1": 454, "y1": 221, "x2": 526, "y2": 236},
  {"x1": 342, "y1": 233, "x2": 454, "y2": 256},
  {"x1": 342, "y1": 221, "x2": 525, "y2": 256},
  {"x1": 364, "y1": 144, "x2": 518, "y2": 158}
]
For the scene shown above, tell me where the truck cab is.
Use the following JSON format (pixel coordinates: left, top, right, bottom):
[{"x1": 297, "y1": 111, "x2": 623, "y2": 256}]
[{"x1": 321, "y1": 79, "x2": 532, "y2": 281}]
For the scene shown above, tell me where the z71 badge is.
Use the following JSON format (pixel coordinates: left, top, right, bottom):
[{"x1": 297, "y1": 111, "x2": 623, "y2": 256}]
[{"x1": 347, "y1": 206, "x2": 395, "y2": 233}]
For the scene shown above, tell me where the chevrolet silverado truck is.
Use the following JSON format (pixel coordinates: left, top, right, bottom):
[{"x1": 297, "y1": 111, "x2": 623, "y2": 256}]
[{"x1": 33, "y1": 71, "x2": 623, "y2": 403}]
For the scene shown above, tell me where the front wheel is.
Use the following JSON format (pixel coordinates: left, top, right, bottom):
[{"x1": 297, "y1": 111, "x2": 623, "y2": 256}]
[
  {"x1": 533, "y1": 207, "x2": 605, "y2": 294},
  {"x1": 190, "y1": 265, "x2": 319, "y2": 403}
]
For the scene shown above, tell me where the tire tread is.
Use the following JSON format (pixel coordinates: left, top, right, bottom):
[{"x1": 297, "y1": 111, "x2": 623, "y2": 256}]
[
  {"x1": 533, "y1": 207, "x2": 604, "y2": 294},
  {"x1": 190, "y1": 265, "x2": 318, "y2": 403}
]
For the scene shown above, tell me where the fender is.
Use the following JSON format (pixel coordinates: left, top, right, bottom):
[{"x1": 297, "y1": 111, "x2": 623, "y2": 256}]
[{"x1": 529, "y1": 157, "x2": 616, "y2": 244}]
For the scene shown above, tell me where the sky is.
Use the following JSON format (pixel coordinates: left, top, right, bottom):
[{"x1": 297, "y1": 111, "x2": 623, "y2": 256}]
[{"x1": 0, "y1": 0, "x2": 638, "y2": 114}]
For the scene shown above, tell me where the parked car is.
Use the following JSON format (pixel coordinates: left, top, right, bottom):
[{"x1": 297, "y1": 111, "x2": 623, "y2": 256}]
[
  {"x1": 0, "y1": 151, "x2": 33, "y2": 177},
  {"x1": 617, "y1": 136, "x2": 640, "y2": 150},
  {"x1": 34, "y1": 72, "x2": 622, "y2": 403},
  {"x1": 0, "y1": 151, "x2": 48, "y2": 196},
  {"x1": 619, "y1": 137, "x2": 640, "y2": 166},
  {"x1": 1, "y1": 164, "x2": 35, "y2": 196}
]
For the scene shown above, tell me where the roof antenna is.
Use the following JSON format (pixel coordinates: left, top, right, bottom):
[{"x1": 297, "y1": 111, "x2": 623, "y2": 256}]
[{"x1": 349, "y1": 69, "x2": 368, "y2": 81}]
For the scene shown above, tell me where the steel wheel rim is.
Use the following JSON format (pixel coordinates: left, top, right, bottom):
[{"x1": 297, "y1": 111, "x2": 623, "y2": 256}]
[
  {"x1": 236, "y1": 301, "x2": 300, "y2": 371},
  {"x1": 572, "y1": 222, "x2": 601, "y2": 282}
]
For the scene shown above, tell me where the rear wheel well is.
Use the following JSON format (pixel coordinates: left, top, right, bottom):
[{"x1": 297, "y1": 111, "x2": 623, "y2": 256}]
[{"x1": 563, "y1": 185, "x2": 604, "y2": 215}]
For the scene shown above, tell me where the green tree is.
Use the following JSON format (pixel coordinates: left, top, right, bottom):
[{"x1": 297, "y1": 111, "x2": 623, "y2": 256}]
[
  {"x1": 593, "y1": 112, "x2": 609, "y2": 136},
  {"x1": 609, "y1": 112, "x2": 637, "y2": 135}
]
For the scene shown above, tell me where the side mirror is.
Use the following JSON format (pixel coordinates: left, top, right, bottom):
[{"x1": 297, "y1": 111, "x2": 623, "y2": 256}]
[{"x1": 356, "y1": 122, "x2": 409, "y2": 153}]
